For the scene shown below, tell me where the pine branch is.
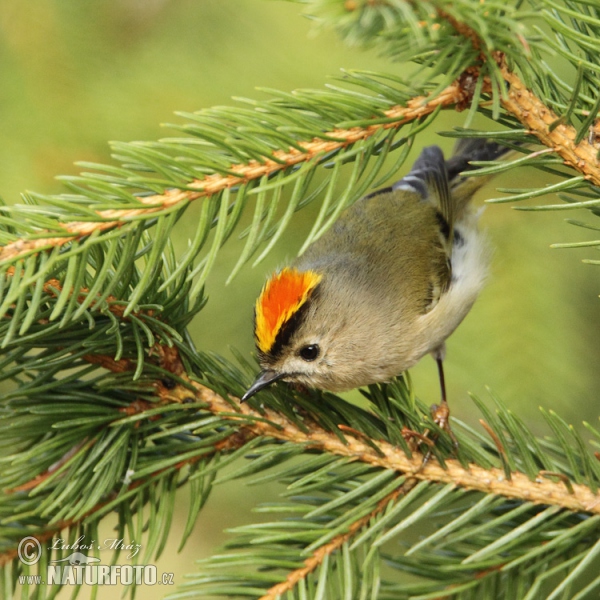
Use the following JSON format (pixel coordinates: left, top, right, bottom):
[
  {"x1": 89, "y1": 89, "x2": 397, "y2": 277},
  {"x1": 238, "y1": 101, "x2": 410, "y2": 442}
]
[
  {"x1": 54, "y1": 323, "x2": 600, "y2": 516},
  {"x1": 4, "y1": 333, "x2": 599, "y2": 594},
  {"x1": 14, "y1": 329, "x2": 596, "y2": 516},
  {"x1": 146, "y1": 377, "x2": 600, "y2": 514},
  {"x1": 499, "y1": 61, "x2": 600, "y2": 186},
  {"x1": 0, "y1": 429, "x2": 248, "y2": 567},
  {"x1": 4, "y1": 265, "x2": 157, "y2": 321},
  {"x1": 427, "y1": 5, "x2": 600, "y2": 186},
  {"x1": 2, "y1": 20, "x2": 598, "y2": 274},
  {"x1": 259, "y1": 479, "x2": 418, "y2": 600},
  {"x1": 0, "y1": 82, "x2": 466, "y2": 265}
]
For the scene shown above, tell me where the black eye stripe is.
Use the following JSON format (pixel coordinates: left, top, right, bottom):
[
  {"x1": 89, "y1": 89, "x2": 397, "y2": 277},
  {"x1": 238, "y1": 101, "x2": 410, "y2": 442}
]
[{"x1": 264, "y1": 285, "x2": 321, "y2": 359}]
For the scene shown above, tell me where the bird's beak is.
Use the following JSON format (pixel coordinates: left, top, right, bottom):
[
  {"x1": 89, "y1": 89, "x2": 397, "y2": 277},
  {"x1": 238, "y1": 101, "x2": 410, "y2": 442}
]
[{"x1": 241, "y1": 370, "x2": 284, "y2": 402}]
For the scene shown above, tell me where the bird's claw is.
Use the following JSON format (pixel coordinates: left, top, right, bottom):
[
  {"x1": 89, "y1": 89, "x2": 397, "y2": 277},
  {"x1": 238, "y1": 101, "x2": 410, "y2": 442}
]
[
  {"x1": 430, "y1": 402, "x2": 459, "y2": 449},
  {"x1": 401, "y1": 426, "x2": 435, "y2": 452}
]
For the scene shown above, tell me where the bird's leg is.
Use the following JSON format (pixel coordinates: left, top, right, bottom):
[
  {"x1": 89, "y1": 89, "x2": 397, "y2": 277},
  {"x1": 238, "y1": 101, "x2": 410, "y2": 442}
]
[
  {"x1": 417, "y1": 346, "x2": 458, "y2": 471},
  {"x1": 430, "y1": 346, "x2": 458, "y2": 448},
  {"x1": 432, "y1": 356, "x2": 449, "y2": 428}
]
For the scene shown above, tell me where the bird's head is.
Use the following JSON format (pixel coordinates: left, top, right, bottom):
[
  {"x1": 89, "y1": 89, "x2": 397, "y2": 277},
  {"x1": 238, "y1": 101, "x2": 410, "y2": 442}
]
[{"x1": 242, "y1": 267, "x2": 342, "y2": 400}]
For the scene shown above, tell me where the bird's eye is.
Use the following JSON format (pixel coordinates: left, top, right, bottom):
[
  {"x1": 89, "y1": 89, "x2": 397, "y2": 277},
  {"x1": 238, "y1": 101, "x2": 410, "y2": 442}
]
[{"x1": 299, "y1": 344, "x2": 320, "y2": 361}]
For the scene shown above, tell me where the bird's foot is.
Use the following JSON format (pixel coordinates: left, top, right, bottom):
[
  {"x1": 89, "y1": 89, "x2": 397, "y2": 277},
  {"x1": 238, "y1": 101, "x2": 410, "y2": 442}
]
[
  {"x1": 400, "y1": 426, "x2": 438, "y2": 474},
  {"x1": 430, "y1": 401, "x2": 459, "y2": 450},
  {"x1": 401, "y1": 427, "x2": 435, "y2": 453},
  {"x1": 414, "y1": 403, "x2": 459, "y2": 471}
]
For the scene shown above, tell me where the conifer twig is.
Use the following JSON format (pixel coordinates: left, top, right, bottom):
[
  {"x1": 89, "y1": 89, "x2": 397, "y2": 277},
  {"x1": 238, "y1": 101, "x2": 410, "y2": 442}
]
[
  {"x1": 191, "y1": 381, "x2": 600, "y2": 514},
  {"x1": 78, "y1": 337, "x2": 600, "y2": 515},
  {"x1": 61, "y1": 338, "x2": 600, "y2": 516},
  {"x1": 0, "y1": 429, "x2": 249, "y2": 567},
  {"x1": 499, "y1": 62, "x2": 600, "y2": 186},
  {"x1": 433, "y1": 8, "x2": 600, "y2": 185},
  {"x1": 0, "y1": 82, "x2": 468, "y2": 263},
  {"x1": 259, "y1": 479, "x2": 418, "y2": 600},
  {"x1": 4, "y1": 266, "x2": 157, "y2": 320},
  {"x1": 2, "y1": 54, "x2": 598, "y2": 266},
  {"x1": 6, "y1": 329, "x2": 596, "y2": 571}
]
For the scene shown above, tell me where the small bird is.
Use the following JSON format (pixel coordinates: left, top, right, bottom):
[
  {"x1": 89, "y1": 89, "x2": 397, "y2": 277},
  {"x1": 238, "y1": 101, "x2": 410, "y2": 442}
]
[{"x1": 242, "y1": 139, "x2": 512, "y2": 428}]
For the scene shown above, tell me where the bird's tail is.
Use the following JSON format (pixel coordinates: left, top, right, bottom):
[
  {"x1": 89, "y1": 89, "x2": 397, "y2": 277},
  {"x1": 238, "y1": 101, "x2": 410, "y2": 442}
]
[{"x1": 446, "y1": 138, "x2": 517, "y2": 215}]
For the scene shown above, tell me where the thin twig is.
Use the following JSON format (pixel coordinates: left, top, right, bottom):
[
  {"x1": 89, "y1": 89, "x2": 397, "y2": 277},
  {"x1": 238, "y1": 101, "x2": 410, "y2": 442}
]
[
  {"x1": 4, "y1": 266, "x2": 156, "y2": 320},
  {"x1": 499, "y1": 61, "x2": 600, "y2": 186},
  {"x1": 260, "y1": 478, "x2": 418, "y2": 600},
  {"x1": 5, "y1": 329, "x2": 598, "y2": 572},
  {"x1": 0, "y1": 429, "x2": 249, "y2": 567},
  {"x1": 434, "y1": 9, "x2": 600, "y2": 185},
  {"x1": 6, "y1": 438, "x2": 96, "y2": 493},
  {"x1": 432, "y1": 563, "x2": 506, "y2": 600},
  {"x1": 49, "y1": 340, "x2": 600, "y2": 515},
  {"x1": 191, "y1": 381, "x2": 600, "y2": 515},
  {"x1": 2, "y1": 60, "x2": 597, "y2": 266},
  {"x1": 98, "y1": 340, "x2": 600, "y2": 514},
  {"x1": 0, "y1": 82, "x2": 467, "y2": 263}
]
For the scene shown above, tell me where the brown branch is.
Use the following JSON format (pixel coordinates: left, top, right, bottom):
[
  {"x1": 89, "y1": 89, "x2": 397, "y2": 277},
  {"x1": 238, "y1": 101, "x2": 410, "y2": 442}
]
[
  {"x1": 95, "y1": 336, "x2": 600, "y2": 587},
  {"x1": 5, "y1": 57, "x2": 595, "y2": 266},
  {"x1": 0, "y1": 428, "x2": 250, "y2": 567},
  {"x1": 3, "y1": 336, "x2": 599, "y2": 570},
  {"x1": 432, "y1": 8, "x2": 600, "y2": 185},
  {"x1": 6, "y1": 438, "x2": 96, "y2": 493},
  {"x1": 82, "y1": 353, "x2": 136, "y2": 373},
  {"x1": 0, "y1": 82, "x2": 468, "y2": 264},
  {"x1": 499, "y1": 61, "x2": 600, "y2": 186},
  {"x1": 65, "y1": 339, "x2": 600, "y2": 515},
  {"x1": 4, "y1": 265, "x2": 155, "y2": 321},
  {"x1": 260, "y1": 478, "x2": 418, "y2": 600},
  {"x1": 3, "y1": 270, "x2": 188, "y2": 401},
  {"x1": 190, "y1": 382, "x2": 600, "y2": 514},
  {"x1": 432, "y1": 563, "x2": 506, "y2": 600},
  {"x1": 98, "y1": 337, "x2": 600, "y2": 513},
  {"x1": 3, "y1": 66, "x2": 596, "y2": 266}
]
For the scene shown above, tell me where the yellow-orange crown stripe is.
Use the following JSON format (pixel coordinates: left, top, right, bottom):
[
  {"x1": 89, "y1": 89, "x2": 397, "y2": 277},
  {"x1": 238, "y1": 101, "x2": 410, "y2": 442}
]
[{"x1": 255, "y1": 268, "x2": 322, "y2": 354}]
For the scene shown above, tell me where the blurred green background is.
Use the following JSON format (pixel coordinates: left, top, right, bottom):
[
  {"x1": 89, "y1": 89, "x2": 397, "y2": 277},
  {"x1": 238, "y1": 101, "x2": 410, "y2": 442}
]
[{"x1": 2, "y1": 0, "x2": 599, "y2": 597}]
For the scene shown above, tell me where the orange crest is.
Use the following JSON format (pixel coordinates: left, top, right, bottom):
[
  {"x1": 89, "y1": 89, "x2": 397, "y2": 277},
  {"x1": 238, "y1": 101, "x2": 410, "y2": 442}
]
[{"x1": 255, "y1": 268, "x2": 322, "y2": 354}]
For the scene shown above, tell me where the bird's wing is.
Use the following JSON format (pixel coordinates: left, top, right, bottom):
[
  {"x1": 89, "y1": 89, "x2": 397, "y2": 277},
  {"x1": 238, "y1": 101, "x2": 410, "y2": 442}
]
[
  {"x1": 393, "y1": 145, "x2": 454, "y2": 233},
  {"x1": 392, "y1": 145, "x2": 453, "y2": 303}
]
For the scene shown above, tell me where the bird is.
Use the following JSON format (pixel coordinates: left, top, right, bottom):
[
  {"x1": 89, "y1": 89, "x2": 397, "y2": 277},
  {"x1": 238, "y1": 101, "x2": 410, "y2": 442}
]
[{"x1": 241, "y1": 138, "x2": 513, "y2": 430}]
